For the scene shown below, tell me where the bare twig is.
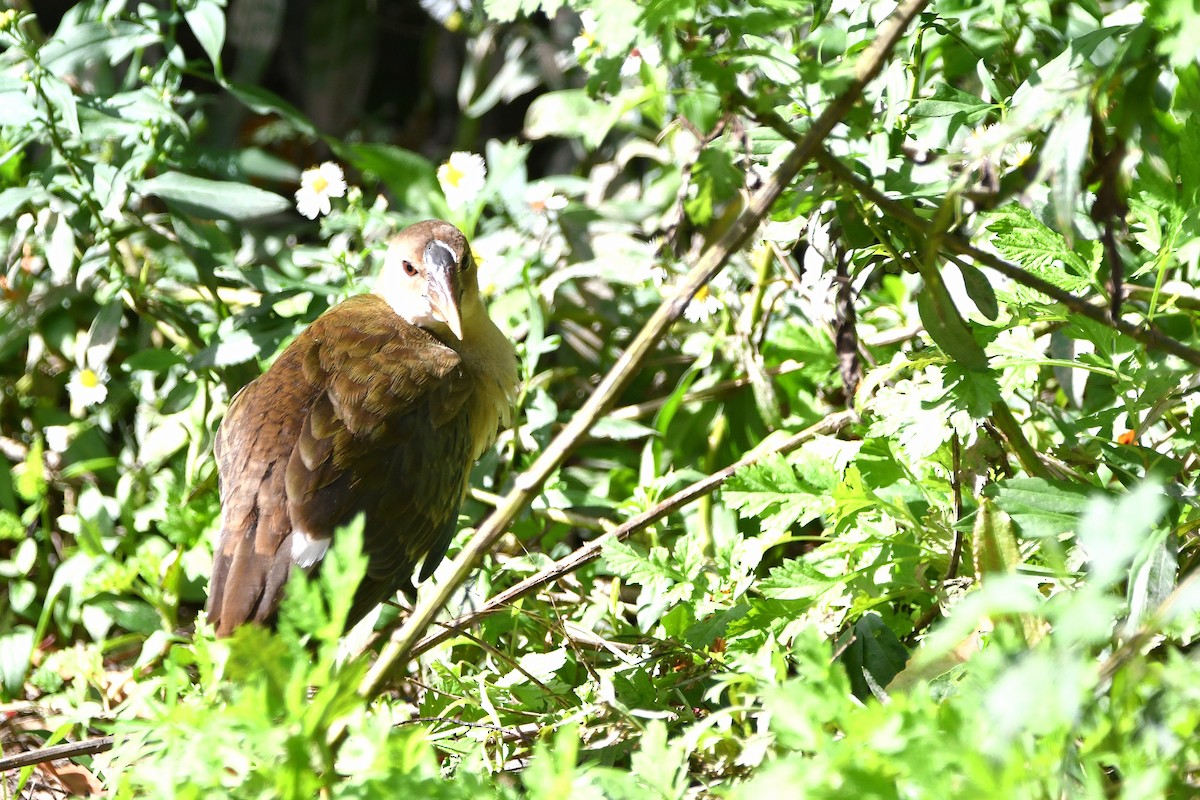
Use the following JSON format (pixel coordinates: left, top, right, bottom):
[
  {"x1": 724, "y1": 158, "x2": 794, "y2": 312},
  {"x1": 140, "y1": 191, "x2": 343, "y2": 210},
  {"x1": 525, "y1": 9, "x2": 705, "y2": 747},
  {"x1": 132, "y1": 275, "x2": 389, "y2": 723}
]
[
  {"x1": 0, "y1": 737, "x2": 114, "y2": 773},
  {"x1": 354, "y1": 0, "x2": 932, "y2": 704}
]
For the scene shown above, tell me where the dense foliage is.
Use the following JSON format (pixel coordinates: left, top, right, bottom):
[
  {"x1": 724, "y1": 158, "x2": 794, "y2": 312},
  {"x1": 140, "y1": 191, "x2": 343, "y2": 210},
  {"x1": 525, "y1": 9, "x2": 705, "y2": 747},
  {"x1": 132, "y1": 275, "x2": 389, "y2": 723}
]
[{"x1": 2, "y1": 0, "x2": 1199, "y2": 796}]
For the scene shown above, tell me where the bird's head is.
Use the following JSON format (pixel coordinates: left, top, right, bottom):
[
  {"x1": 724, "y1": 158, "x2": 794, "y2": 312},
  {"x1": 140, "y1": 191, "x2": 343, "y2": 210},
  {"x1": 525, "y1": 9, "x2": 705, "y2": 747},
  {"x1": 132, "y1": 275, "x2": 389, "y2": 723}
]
[{"x1": 376, "y1": 220, "x2": 480, "y2": 342}]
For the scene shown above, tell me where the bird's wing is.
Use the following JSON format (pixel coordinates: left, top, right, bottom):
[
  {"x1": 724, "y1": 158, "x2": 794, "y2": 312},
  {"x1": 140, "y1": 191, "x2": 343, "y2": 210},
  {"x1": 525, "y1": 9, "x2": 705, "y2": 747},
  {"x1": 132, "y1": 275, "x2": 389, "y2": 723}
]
[{"x1": 207, "y1": 294, "x2": 472, "y2": 634}]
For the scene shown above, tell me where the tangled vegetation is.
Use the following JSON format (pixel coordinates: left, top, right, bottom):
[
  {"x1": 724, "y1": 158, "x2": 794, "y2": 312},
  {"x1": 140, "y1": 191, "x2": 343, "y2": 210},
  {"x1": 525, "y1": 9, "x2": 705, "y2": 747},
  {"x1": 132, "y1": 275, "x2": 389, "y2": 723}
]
[{"x1": 1, "y1": 0, "x2": 1198, "y2": 796}]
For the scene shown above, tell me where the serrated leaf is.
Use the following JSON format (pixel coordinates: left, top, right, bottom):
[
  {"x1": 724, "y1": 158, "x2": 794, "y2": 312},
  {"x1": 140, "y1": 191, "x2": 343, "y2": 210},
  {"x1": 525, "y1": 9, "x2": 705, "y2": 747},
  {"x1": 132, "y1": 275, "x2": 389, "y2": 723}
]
[
  {"x1": 723, "y1": 454, "x2": 835, "y2": 534},
  {"x1": 137, "y1": 172, "x2": 290, "y2": 220},
  {"x1": 984, "y1": 207, "x2": 1093, "y2": 291},
  {"x1": 760, "y1": 559, "x2": 839, "y2": 600}
]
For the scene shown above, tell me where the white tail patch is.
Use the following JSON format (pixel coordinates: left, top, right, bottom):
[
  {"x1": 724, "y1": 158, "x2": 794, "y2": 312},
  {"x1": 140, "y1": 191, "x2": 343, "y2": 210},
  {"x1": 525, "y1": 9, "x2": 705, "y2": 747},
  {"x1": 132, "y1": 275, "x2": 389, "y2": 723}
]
[{"x1": 290, "y1": 529, "x2": 331, "y2": 568}]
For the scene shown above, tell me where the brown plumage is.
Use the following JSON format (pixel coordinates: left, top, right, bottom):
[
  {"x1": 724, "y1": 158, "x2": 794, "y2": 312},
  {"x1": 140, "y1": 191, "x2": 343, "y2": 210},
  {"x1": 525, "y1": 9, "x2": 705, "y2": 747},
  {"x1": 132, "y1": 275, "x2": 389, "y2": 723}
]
[{"x1": 207, "y1": 220, "x2": 517, "y2": 636}]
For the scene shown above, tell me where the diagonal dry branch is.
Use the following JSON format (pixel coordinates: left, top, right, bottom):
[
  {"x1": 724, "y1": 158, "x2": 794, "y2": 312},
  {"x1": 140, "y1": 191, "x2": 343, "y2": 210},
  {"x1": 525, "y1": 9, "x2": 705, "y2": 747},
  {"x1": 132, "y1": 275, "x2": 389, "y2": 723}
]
[
  {"x1": 407, "y1": 411, "x2": 857, "y2": 660},
  {"x1": 356, "y1": 0, "x2": 933, "y2": 700}
]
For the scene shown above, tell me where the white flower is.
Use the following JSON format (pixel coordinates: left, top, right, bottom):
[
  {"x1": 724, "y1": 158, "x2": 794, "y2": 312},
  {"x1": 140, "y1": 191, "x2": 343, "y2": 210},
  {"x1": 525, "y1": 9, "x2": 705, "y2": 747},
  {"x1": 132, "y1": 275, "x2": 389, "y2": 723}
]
[
  {"x1": 67, "y1": 367, "x2": 108, "y2": 414},
  {"x1": 620, "y1": 42, "x2": 661, "y2": 77},
  {"x1": 683, "y1": 283, "x2": 722, "y2": 323},
  {"x1": 437, "y1": 151, "x2": 487, "y2": 209},
  {"x1": 524, "y1": 182, "x2": 568, "y2": 216},
  {"x1": 294, "y1": 162, "x2": 347, "y2": 220},
  {"x1": 572, "y1": 11, "x2": 598, "y2": 58},
  {"x1": 1004, "y1": 140, "x2": 1034, "y2": 169},
  {"x1": 44, "y1": 425, "x2": 70, "y2": 453},
  {"x1": 961, "y1": 124, "x2": 996, "y2": 163}
]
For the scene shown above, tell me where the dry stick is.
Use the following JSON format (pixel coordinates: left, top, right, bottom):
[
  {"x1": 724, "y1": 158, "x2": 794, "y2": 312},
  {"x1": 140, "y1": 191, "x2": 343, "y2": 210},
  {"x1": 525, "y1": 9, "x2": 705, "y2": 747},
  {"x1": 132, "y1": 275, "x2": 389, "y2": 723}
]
[
  {"x1": 408, "y1": 411, "x2": 857, "y2": 660},
  {"x1": 0, "y1": 736, "x2": 114, "y2": 773},
  {"x1": 356, "y1": 0, "x2": 932, "y2": 701}
]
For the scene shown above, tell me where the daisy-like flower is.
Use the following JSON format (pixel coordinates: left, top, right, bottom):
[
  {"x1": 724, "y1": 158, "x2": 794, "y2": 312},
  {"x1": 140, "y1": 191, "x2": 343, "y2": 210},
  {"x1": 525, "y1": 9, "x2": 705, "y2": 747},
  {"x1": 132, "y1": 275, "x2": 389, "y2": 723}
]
[
  {"x1": 295, "y1": 162, "x2": 347, "y2": 220},
  {"x1": 67, "y1": 367, "x2": 108, "y2": 415},
  {"x1": 437, "y1": 151, "x2": 487, "y2": 209},
  {"x1": 525, "y1": 182, "x2": 568, "y2": 216},
  {"x1": 961, "y1": 123, "x2": 996, "y2": 165},
  {"x1": 1004, "y1": 140, "x2": 1035, "y2": 169},
  {"x1": 684, "y1": 283, "x2": 722, "y2": 323},
  {"x1": 572, "y1": 10, "x2": 598, "y2": 58}
]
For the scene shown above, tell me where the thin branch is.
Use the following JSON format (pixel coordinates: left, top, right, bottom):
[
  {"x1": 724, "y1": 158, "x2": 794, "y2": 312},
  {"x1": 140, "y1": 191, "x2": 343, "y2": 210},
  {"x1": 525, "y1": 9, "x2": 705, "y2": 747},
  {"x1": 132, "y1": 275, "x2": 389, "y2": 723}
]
[
  {"x1": 354, "y1": 0, "x2": 932, "y2": 703},
  {"x1": 0, "y1": 737, "x2": 114, "y2": 773},
  {"x1": 813, "y1": 152, "x2": 1200, "y2": 368},
  {"x1": 407, "y1": 411, "x2": 857, "y2": 660}
]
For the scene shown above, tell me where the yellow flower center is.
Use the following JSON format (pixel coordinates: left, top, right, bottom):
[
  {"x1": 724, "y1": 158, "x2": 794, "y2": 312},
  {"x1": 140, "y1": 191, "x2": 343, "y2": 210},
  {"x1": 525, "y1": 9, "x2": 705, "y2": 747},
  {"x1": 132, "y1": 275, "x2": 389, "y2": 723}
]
[
  {"x1": 444, "y1": 163, "x2": 465, "y2": 188},
  {"x1": 311, "y1": 175, "x2": 329, "y2": 194},
  {"x1": 80, "y1": 369, "x2": 99, "y2": 388},
  {"x1": 694, "y1": 285, "x2": 710, "y2": 301}
]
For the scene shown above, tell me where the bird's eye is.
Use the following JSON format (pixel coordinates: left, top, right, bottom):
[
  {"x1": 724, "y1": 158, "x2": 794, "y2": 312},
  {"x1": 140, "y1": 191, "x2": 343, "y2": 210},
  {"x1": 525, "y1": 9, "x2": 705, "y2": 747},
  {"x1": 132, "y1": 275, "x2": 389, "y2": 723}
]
[{"x1": 403, "y1": 261, "x2": 418, "y2": 277}]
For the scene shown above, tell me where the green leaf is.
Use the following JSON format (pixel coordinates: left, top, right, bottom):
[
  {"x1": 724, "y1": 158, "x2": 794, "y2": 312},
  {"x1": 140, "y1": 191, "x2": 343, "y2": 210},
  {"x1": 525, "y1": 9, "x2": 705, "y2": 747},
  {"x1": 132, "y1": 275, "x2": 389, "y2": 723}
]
[
  {"x1": 957, "y1": 261, "x2": 999, "y2": 321},
  {"x1": 590, "y1": 416, "x2": 659, "y2": 441},
  {"x1": 972, "y1": 497, "x2": 1020, "y2": 577},
  {"x1": 342, "y1": 143, "x2": 438, "y2": 213},
  {"x1": 724, "y1": 454, "x2": 836, "y2": 534},
  {"x1": 136, "y1": 172, "x2": 291, "y2": 220},
  {"x1": 1127, "y1": 535, "x2": 1176, "y2": 631},
  {"x1": 184, "y1": 0, "x2": 227, "y2": 76},
  {"x1": 0, "y1": 510, "x2": 23, "y2": 541},
  {"x1": 1078, "y1": 482, "x2": 1168, "y2": 589},
  {"x1": 685, "y1": 148, "x2": 742, "y2": 227},
  {"x1": 124, "y1": 348, "x2": 187, "y2": 373},
  {"x1": 915, "y1": 271, "x2": 990, "y2": 371},
  {"x1": 191, "y1": 328, "x2": 260, "y2": 368},
  {"x1": 984, "y1": 207, "x2": 1093, "y2": 292},
  {"x1": 222, "y1": 81, "x2": 318, "y2": 137},
  {"x1": 1041, "y1": 99, "x2": 1091, "y2": 240},
  {"x1": 0, "y1": 626, "x2": 35, "y2": 697},
  {"x1": 983, "y1": 478, "x2": 1094, "y2": 539},
  {"x1": 838, "y1": 613, "x2": 908, "y2": 700},
  {"x1": 524, "y1": 89, "x2": 623, "y2": 149},
  {"x1": 759, "y1": 558, "x2": 840, "y2": 601},
  {"x1": 907, "y1": 82, "x2": 993, "y2": 120},
  {"x1": 39, "y1": 20, "x2": 159, "y2": 74}
]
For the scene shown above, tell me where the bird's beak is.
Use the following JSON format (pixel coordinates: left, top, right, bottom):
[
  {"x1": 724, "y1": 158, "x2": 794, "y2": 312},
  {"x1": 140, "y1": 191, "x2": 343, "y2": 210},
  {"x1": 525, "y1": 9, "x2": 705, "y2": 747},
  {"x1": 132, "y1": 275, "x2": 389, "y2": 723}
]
[{"x1": 424, "y1": 239, "x2": 464, "y2": 340}]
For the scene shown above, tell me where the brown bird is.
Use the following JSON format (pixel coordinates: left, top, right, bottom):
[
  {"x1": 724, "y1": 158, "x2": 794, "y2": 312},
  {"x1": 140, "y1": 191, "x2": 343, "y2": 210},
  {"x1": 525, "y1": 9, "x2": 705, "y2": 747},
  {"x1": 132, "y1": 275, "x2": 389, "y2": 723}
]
[{"x1": 207, "y1": 220, "x2": 517, "y2": 636}]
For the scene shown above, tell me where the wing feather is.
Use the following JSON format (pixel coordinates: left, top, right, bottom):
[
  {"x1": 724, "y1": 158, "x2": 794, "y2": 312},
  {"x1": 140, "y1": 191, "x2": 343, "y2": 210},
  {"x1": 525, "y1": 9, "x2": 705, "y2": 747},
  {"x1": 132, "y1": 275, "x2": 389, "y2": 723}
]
[{"x1": 207, "y1": 294, "x2": 473, "y2": 634}]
